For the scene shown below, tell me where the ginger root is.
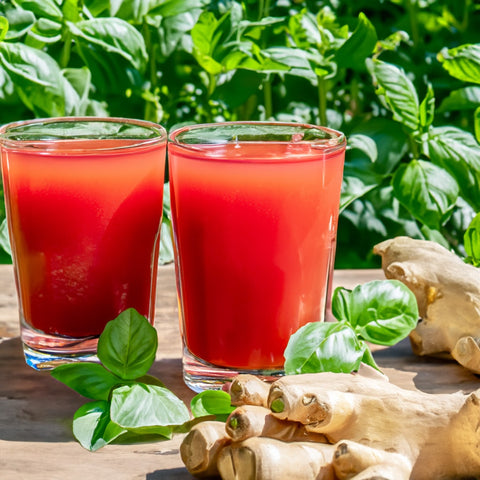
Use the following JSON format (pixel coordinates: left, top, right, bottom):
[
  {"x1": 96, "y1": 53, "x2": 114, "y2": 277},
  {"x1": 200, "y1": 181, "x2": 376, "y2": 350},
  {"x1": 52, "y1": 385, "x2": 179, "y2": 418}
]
[
  {"x1": 180, "y1": 373, "x2": 480, "y2": 479},
  {"x1": 373, "y1": 236, "x2": 480, "y2": 374}
]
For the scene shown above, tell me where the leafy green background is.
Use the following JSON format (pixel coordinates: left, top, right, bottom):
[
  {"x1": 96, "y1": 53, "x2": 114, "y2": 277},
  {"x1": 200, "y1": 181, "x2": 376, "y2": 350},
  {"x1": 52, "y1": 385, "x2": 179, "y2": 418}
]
[{"x1": 1, "y1": 0, "x2": 479, "y2": 267}]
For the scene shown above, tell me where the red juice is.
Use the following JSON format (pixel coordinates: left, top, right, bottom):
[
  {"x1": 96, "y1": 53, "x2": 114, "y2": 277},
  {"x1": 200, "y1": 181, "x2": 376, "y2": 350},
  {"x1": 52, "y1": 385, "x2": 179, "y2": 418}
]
[
  {"x1": 169, "y1": 135, "x2": 345, "y2": 371},
  {"x1": 1, "y1": 137, "x2": 166, "y2": 338}
]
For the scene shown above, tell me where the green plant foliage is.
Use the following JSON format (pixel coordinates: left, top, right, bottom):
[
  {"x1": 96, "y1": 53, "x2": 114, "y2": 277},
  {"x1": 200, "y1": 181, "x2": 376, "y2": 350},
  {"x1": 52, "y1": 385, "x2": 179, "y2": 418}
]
[{"x1": 0, "y1": 0, "x2": 479, "y2": 267}]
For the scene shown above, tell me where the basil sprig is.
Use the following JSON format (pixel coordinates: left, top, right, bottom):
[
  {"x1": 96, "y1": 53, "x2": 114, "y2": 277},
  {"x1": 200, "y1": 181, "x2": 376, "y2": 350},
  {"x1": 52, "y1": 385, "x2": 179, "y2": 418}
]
[
  {"x1": 284, "y1": 280, "x2": 419, "y2": 375},
  {"x1": 51, "y1": 308, "x2": 233, "y2": 451}
]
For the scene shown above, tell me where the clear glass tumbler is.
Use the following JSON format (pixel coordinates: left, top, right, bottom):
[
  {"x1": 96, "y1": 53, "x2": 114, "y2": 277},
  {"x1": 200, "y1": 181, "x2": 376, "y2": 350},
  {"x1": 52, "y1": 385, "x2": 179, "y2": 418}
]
[
  {"x1": 0, "y1": 117, "x2": 167, "y2": 369},
  {"x1": 168, "y1": 121, "x2": 346, "y2": 391}
]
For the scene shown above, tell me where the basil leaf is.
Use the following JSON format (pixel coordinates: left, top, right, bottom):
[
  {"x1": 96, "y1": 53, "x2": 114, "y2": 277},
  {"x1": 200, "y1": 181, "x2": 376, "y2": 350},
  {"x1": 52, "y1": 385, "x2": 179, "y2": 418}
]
[
  {"x1": 67, "y1": 18, "x2": 148, "y2": 72},
  {"x1": 110, "y1": 384, "x2": 190, "y2": 435},
  {"x1": 438, "y1": 86, "x2": 480, "y2": 113},
  {"x1": 335, "y1": 12, "x2": 377, "y2": 70},
  {"x1": 427, "y1": 126, "x2": 480, "y2": 211},
  {"x1": 284, "y1": 321, "x2": 367, "y2": 375},
  {"x1": 368, "y1": 59, "x2": 419, "y2": 131},
  {"x1": 191, "y1": 390, "x2": 235, "y2": 421},
  {"x1": 0, "y1": 219, "x2": 11, "y2": 258},
  {"x1": 332, "y1": 280, "x2": 419, "y2": 346},
  {"x1": 419, "y1": 84, "x2": 435, "y2": 130},
  {"x1": 464, "y1": 213, "x2": 480, "y2": 266},
  {"x1": 97, "y1": 308, "x2": 158, "y2": 380},
  {"x1": 392, "y1": 159, "x2": 459, "y2": 229},
  {"x1": 0, "y1": 42, "x2": 66, "y2": 116},
  {"x1": 73, "y1": 401, "x2": 126, "y2": 452},
  {"x1": 51, "y1": 362, "x2": 124, "y2": 400},
  {"x1": 438, "y1": 44, "x2": 480, "y2": 85}
]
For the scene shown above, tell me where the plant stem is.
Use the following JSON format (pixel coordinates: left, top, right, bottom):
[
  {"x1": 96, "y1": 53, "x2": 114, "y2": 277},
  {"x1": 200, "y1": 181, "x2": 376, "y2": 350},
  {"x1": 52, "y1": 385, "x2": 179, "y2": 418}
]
[
  {"x1": 406, "y1": 0, "x2": 420, "y2": 51},
  {"x1": 263, "y1": 76, "x2": 273, "y2": 119},
  {"x1": 317, "y1": 76, "x2": 327, "y2": 126},
  {"x1": 59, "y1": 29, "x2": 72, "y2": 69}
]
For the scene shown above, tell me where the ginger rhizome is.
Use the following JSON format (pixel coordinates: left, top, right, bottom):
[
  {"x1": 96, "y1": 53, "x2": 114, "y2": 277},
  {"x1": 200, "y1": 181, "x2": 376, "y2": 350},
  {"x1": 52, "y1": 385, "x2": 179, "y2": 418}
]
[
  {"x1": 374, "y1": 236, "x2": 480, "y2": 374},
  {"x1": 180, "y1": 373, "x2": 480, "y2": 480}
]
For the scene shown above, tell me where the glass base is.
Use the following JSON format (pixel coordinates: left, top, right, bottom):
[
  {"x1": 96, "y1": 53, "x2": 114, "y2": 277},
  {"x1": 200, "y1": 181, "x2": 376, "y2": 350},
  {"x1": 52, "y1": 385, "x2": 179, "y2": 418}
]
[
  {"x1": 182, "y1": 347, "x2": 284, "y2": 393},
  {"x1": 21, "y1": 319, "x2": 100, "y2": 370}
]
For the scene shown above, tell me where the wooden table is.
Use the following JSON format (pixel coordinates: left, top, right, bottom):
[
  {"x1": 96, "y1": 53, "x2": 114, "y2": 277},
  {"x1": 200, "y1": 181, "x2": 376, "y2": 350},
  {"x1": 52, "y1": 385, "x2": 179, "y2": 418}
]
[{"x1": 1, "y1": 265, "x2": 479, "y2": 480}]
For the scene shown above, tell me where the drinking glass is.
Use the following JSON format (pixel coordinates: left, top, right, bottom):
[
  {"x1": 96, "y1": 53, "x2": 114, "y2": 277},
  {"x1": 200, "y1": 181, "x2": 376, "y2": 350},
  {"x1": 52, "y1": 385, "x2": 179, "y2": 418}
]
[
  {"x1": 0, "y1": 117, "x2": 167, "y2": 369},
  {"x1": 168, "y1": 121, "x2": 346, "y2": 391}
]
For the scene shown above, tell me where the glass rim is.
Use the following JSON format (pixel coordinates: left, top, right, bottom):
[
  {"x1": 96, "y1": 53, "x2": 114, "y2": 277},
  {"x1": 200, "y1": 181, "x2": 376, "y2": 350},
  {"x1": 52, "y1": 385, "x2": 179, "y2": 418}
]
[
  {"x1": 168, "y1": 121, "x2": 346, "y2": 152},
  {"x1": 0, "y1": 116, "x2": 167, "y2": 152}
]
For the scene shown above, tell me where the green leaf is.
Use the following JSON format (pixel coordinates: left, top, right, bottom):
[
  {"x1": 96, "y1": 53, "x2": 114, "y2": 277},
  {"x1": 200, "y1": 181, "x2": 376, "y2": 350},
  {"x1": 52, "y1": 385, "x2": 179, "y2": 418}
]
[
  {"x1": 335, "y1": 12, "x2": 377, "y2": 70},
  {"x1": 464, "y1": 213, "x2": 480, "y2": 266},
  {"x1": 427, "y1": 126, "x2": 480, "y2": 210},
  {"x1": 51, "y1": 363, "x2": 124, "y2": 401},
  {"x1": 67, "y1": 18, "x2": 148, "y2": 72},
  {"x1": 97, "y1": 308, "x2": 158, "y2": 380},
  {"x1": 2, "y1": 5, "x2": 35, "y2": 40},
  {"x1": 191, "y1": 10, "x2": 231, "y2": 75},
  {"x1": 110, "y1": 384, "x2": 190, "y2": 435},
  {"x1": 475, "y1": 106, "x2": 480, "y2": 144},
  {"x1": 0, "y1": 42, "x2": 66, "y2": 116},
  {"x1": 368, "y1": 59, "x2": 419, "y2": 131},
  {"x1": 392, "y1": 159, "x2": 459, "y2": 229},
  {"x1": 191, "y1": 390, "x2": 235, "y2": 421},
  {"x1": 73, "y1": 401, "x2": 126, "y2": 451},
  {"x1": 332, "y1": 280, "x2": 419, "y2": 346},
  {"x1": 62, "y1": 67, "x2": 92, "y2": 116},
  {"x1": 0, "y1": 16, "x2": 8, "y2": 42},
  {"x1": 419, "y1": 84, "x2": 435, "y2": 130},
  {"x1": 438, "y1": 44, "x2": 480, "y2": 85},
  {"x1": 15, "y1": 0, "x2": 63, "y2": 22},
  {"x1": 438, "y1": 86, "x2": 480, "y2": 112},
  {"x1": 284, "y1": 321, "x2": 367, "y2": 375},
  {"x1": 148, "y1": 0, "x2": 210, "y2": 18},
  {"x1": 0, "y1": 219, "x2": 11, "y2": 257}
]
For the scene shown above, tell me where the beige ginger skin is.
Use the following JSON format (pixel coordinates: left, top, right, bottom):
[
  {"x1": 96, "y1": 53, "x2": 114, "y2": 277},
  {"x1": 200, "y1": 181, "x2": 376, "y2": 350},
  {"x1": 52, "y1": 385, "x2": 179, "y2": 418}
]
[
  {"x1": 373, "y1": 236, "x2": 480, "y2": 373},
  {"x1": 180, "y1": 373, "x2": 480, "y2": 479}
]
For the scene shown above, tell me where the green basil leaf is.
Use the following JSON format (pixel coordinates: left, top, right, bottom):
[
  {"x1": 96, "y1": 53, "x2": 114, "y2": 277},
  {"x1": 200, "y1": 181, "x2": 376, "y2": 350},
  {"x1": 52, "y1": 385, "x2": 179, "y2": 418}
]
[
  {"x1": 284, "y1": 321, "x2": 367, "y2": 375},
  {"x1": 392, "y1": 159, "x2": 459, "y2": 229},
  {"x1": 475, "y1": 106, "x2": 480, "y2": 144},
  {"x1": 191, "y1": 10, "x2": 236, "y2": 75},
  {"x1": 62, "y1": 67, "x2": 91, "y2": 116},
  {"x1": 0, "y1": 16, "x2": 8, "y2": 42},
  {"x1": 332, "y1": 280, "x2": 418, "y2": 346},
  {"x1": 110, "y1": 384, "x2": 190, "y2": 434},
  {"x1": 427, "y1": 126, "x2": 480, "y2": 210},
  {"x1": 51, "y1": 362, "x2": 123, "y2": 400},
  {"x1": 438, "y1": 86, "x2": 480, "y2": 112},
  {"x1": 2, "y1": 5, "x2": 35, "y2": 40},
  {"x1": 15, "y1": 0, "x2": 63, "y2": 22},
  {"x1": 148, "y1": 0, "x2": 210, "y2": 18},
  {"x1": 335, "y1": 12, "x2": 377, "y2": 70},
  {"x1": 368, "y1": 59, "x2": 419, "y2": 131},
  {"x1": 73, "y1": 401, "x2": 126, "y2": 451},
  {"x1": 0, "y1": 42, "x2": 66, "y2": 116},
  {"x1": 97, "y1": 308, "x2": 158, "y2": 380},
  {"x1": 419, "y1": 84, "x2": 435, "y2": 130},
  {"x1": 464, "y1": 212, "x2": 480, "y2": 266},
  {"x1": 438, "y1": 44, "x2": 480, "y2": 85},
  {"x1": 0, "y1": 219, "x2": 11, "y2": 257},
  {"x1": 191, "y1": 390, "x2": 235, "y2": 421},
  {"x1": 67, "y1": 18, "x2": 148, "y2": 72}
]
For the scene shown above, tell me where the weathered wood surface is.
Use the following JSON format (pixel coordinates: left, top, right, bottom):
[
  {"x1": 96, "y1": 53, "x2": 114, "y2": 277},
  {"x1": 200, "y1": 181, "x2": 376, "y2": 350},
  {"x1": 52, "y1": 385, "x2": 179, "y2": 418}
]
[{"x1": 0, "y1": 265, "x2": 478, "y2": 480}]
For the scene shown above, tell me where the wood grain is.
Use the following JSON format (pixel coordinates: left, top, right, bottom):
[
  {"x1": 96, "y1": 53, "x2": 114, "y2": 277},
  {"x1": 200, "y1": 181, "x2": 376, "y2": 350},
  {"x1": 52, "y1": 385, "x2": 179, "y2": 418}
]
[{"x1": 0, "y1": 265, "x2": 478, "y2": 480}]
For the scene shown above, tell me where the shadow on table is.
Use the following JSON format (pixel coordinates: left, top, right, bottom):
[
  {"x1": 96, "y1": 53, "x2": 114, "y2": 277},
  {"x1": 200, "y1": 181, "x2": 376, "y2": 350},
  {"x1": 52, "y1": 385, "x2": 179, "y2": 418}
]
[
  {"x1": 373, "y1": 338, "x2": 480, "y2": 395},
  {"x1": 0, "y1": 336, "x2": 195, "y2": 442},
  {"x1": 146, "y1": 467, "x2": 195, "y2": 479}
]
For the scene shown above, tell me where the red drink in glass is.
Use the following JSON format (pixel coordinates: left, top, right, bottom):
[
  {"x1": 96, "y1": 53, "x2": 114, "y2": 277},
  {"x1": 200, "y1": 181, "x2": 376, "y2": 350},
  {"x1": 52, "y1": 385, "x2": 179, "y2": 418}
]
[
  {"x1": 168, "y1": 122, "x2": 346, "y2": 391},
  {"x1": 0, "y1": 118, "x2": 166, "y2": 369}
]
